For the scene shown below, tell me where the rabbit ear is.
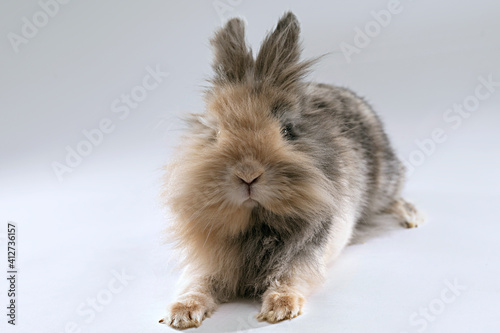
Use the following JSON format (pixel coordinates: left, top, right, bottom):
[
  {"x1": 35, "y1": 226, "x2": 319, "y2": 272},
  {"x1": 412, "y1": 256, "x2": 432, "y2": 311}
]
[
  {"x1": 210, "y1": 18, "x2": 254, "y2": 84},
  {"x1": 255, "y1": 12, "x2": 312, "y2": 91}
]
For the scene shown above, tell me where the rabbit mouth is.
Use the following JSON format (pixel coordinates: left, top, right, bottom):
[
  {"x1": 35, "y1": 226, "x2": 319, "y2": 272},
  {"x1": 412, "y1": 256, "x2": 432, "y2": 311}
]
[
  {"x1": 232, "y1": 159, "x2": 265, "y2": 205},
  {"x1": 239, "y1": 182, "x2": 259, "y2": 205},
  {"x1": 242, "y1": 198, "x2": 258, "y2": 208}
]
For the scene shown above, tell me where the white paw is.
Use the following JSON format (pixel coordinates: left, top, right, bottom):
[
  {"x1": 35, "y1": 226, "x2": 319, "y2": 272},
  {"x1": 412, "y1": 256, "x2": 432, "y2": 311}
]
[
  {"x1": 160, "y1": 296, "x2": 213, "y2": 329},
  {"x1": 398, "y1": 200, "x2": 425, "y2": 229},
  {"x1": 256, "y1": 292, "x2": 304, "y2": 323}
]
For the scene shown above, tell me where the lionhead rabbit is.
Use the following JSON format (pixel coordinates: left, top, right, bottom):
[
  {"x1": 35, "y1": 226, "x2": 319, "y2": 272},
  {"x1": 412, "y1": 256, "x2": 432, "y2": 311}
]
[{"x1": 160, "y1": 11, "x2": 423, "y2": 329}]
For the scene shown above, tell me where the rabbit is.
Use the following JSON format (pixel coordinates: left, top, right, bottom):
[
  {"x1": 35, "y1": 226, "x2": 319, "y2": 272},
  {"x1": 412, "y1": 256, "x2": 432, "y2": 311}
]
[{"x1": 160, "y1": 11, "x2": 423, "y2": 329}]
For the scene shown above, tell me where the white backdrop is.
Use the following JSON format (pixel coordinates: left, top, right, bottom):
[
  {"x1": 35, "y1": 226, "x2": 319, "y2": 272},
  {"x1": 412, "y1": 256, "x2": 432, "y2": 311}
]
[{"x1": 1, "y1": 0, "x2": 499, "y2": 332}]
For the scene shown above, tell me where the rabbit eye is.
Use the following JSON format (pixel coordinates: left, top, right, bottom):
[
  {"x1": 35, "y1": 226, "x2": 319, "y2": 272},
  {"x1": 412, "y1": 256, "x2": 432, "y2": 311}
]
[{"x1": 281, "y1": 123, "x2": 296, "y2": 140}]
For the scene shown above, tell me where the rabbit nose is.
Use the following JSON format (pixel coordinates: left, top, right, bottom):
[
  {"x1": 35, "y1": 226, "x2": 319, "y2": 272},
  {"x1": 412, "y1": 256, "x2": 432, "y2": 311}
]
[
  {"x1": 234, "y1": 159, "x2": 264, "y2": 186},
  {"x1": 238, "y1": 174, "x2": 262, "y2": 185}
]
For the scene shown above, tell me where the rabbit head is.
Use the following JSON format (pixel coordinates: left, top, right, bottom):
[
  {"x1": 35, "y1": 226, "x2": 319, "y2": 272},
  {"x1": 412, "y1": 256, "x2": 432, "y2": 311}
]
[{"x1": 165, "y1": 13, "x2": 329, "y2": 239}]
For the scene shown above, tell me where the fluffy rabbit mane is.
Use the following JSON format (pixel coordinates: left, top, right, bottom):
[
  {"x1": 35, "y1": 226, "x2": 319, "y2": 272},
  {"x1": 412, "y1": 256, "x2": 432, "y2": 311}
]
[{"x1": 163, "y1": 13, "x2": 337, "y2": 296}]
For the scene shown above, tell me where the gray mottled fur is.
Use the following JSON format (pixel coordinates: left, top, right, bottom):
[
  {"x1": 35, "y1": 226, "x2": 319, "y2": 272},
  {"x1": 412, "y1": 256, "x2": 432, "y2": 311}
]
[{"x1": 212, "y1": 82, "x2": 407, "y2": 299}]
